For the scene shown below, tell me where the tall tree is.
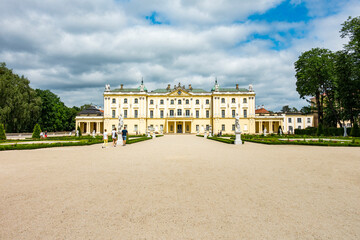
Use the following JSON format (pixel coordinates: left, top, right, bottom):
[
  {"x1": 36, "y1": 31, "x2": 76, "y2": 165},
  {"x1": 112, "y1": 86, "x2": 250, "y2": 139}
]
[
  {"x1": 0, "y1": 63, "x2": 41, "y2": 132},
  {"x1": 294, "y1": 48, "x2": 335, "y2": 125},
  {"x1": 340, "y1": 16, "x2": 360, "y2": 124}
]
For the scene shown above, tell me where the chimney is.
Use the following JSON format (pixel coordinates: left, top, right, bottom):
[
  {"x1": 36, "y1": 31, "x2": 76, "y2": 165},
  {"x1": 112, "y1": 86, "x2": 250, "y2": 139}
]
[
  {"x1": 236, "y1": 84, "x2": 239, "y2": 90},
  {"x1": 189, "y1": 84, "x2": 192, "y2": 90},
  {"x1": 167, "y1": 84, "x2": 170, "y2": 90},
  {"x1": 120, "y1": 84, "x2": 123, "y2": 90}
]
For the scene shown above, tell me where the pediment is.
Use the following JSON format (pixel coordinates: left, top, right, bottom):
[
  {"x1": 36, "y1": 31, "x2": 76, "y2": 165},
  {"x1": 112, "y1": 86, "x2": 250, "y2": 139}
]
[{"x1": 168, "y1": 88, "x2": 191, "y2": 97}]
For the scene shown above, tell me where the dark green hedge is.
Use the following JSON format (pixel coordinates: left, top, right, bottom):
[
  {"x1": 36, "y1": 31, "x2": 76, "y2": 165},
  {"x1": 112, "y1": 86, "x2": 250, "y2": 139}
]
[{"x1": 295, "y1": 127, "x2": 352, "y2": 136}]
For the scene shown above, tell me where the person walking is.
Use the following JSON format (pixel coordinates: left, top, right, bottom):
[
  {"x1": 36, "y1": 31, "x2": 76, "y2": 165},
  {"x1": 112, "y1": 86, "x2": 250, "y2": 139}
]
[
  {"x1": 112, "y1": 127, "x2": 117, "y2": 147},
  {"x1": 121, "y1": 126, "x2": 128, "y2": 146},
  {"x1": 102, "y1": 129, "x2": 108, "y2": 148}
]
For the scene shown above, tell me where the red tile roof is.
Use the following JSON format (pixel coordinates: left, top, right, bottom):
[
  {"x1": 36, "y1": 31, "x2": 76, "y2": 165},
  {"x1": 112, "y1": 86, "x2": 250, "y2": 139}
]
[{"x1": 255, "y1": 108, "x2": 269, "y2": 114}]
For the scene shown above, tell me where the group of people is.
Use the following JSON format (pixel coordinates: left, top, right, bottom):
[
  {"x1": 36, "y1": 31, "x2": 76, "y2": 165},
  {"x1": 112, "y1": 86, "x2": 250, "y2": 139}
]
[
  {"x1": 40, "y1": 131, "x2": 47, "y2": 139},
  {"x1": 102, "y1": 126, "x2": 128, "y2": 148}
]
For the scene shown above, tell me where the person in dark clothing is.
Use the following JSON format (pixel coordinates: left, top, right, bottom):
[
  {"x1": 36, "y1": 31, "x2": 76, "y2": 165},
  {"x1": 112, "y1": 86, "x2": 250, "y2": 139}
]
[{"x1": 121, "y1": 126, "x2": 128, "y2": 146}]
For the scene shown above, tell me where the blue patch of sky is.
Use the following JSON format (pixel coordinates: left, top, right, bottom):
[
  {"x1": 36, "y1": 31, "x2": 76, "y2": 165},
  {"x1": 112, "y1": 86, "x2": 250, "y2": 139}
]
[
  {"x1": 145, "y1": 11, "x2": 169, "y2": 25},
  {"x1": 232, "y1": 0, "x2": 312, "y2": 51},
  {"x1": 248, "y1": 0, "x2": 311, "y2": 23}
]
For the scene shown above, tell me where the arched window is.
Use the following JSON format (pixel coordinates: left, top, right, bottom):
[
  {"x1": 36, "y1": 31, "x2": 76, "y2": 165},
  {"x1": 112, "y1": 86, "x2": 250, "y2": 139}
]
[
  {"x1": 186, "y1": 99, "x2": 189, "y2": 104},
  {"x1": 232, "y1": 98, "x2": 235, "y2": 103},
  {"x1": 206, "y1": 99, "x2": 209, "y2": 104},
  {"x1": 178, "y1": 99, "x2": 182, "y2": 105},
  {"x1": 150, "y1": 99, "x2": 154, "y2": 104},
  {"x1": 196, "y1": 99, "x2": 200, "y2": 104},
  {"x1": 112, "y1": 98, "x2": 116, "y2": 104},
  {"x1": 134, "y1": 98, "x2": 138, "y2": 104},
  {"x1": 243, "y1": 98, "x2": 247, "y2": 103},
  {"x1": 170, "y1": 99, "x2": 174, "y2": 104},
  {"x1": 160, "y1": 99, "x2": 164, "y2": 104},
  {"x1": 221, "y1": 98, "x2": 225, "y2": 103},
  {"x1": 124, "y1": 98, "x2": 128, "y2": 104}
]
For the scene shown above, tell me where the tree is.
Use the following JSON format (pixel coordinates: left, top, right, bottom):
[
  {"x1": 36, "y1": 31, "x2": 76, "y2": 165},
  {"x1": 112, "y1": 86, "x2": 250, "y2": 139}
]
[
  {"x1": 0, "y1": 63, "x2": 41, "y2": 132},
  {"x1": 0, "y1": 123, "x2": 6, "y2": 140},
  {"x1": 294, "y1": 48, "x2": 336, "y2": 126},
  {"x1": 32, "y1": 124, "x2": 42, "y2": 139},
  {"x1": 35, "y1": 89, "x2": 71, "y2": 131},
  {"x1": 300, "y1": 105, "x2": 312, "y2": 114},
  {"x1": 316, "y1": 122, "x2": 323, "y2": 136},
  {"x1": 281, "y1": 105, "x2": 290, "y2": 113}
]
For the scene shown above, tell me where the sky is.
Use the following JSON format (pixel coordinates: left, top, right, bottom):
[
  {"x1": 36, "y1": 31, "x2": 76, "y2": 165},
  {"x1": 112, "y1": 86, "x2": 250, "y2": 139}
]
[{"x1": 1, "y1": 0, "x2": 359, "y2": 111}]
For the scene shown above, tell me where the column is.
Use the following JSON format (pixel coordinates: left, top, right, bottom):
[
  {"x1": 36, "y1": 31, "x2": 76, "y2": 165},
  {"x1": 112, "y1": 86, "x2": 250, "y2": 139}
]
[
  {"x1": 87, "y1": 121, "x2": 90, "y2": 134},
  {"x1": 96, "y1": 122, "x2": 100, "y2": 133},
  {"x1": 183, "y1": 121, "x2": 185, "y2": 133},
  {"x1": 269, "y1": 121, "x2": 273, "y2": 133}
]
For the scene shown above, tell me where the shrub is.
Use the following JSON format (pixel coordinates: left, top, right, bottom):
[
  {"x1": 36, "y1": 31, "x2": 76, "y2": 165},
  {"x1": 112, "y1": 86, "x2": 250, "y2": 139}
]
[
  {"x1": 316, "y1": 123, "x2": 323, "y2": 136},
  {"x1": 32, "y1": 124, "x2": 42, "y2": 139},
  {"x1": 0, "y1": 123, "x2": 6, "y2": 140},
  {"x1": 350, "y1": 121, "x2": 359, "y2": 137},
  {"x1": 77, "y1": 126, "x2": 82, "y2": 137}
]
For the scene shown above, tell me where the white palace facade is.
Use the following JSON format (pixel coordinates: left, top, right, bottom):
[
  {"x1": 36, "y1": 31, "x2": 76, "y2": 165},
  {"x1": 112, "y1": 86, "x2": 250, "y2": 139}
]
[{"x1": 75, "y1": 80, "x2": 315, "y2": 135}]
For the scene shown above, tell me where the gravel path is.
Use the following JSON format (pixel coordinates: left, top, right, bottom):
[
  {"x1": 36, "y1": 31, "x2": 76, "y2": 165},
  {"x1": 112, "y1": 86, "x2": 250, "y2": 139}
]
[{"x1": 0, "y1": 135, "x2": 359, "y2": 239}]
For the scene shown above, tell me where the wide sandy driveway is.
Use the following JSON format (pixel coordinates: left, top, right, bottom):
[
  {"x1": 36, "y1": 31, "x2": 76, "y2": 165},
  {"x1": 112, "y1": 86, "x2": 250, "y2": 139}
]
[{"x1": 1, "y1": 135, "x2": 360, "y2": 239}]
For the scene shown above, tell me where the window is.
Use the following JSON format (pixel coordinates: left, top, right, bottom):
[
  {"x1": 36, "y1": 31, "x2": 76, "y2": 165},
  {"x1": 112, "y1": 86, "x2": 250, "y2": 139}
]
[
  {"x1": 112, "y1": 125, "x2": 115, "y2": 130},
  {"x1": 124, "y1": 110, "x2": 127, "y2": 118},
  {"x1": 196, "y1": 110, "x2": 199, "y2": 118},
  {"x1": 222, "y1": 110, "x2": 225, "y2": 118},
  {"x1": 150, "y1": 99, "x2": 154, "y2": 105},
  {"x1": 170, "y1": 110, "x2": 174, "y2": 117},
  {"x1": 206, "y1": 110, "x2": 209, "y2": 118},
  {"x1": 196, "y1": 125, "x2": 199, "y2": 132},
  {"x1": 243, "y1": 98, "x2": 247, "y2": 103},
  {"x1": 221, "y1": 98, "x2": 225, "y2": 103},
  {"x1": 196, "y1": 99, "x2": 199, "y2": 104},
  {"x1": 134, "y1": 98, "x2": 138, "y2": 104},
  {"x1": 134, "y1": 125, "x2": 138, "y2": 131},
  {"x1": 160, "y1": 110, "x2": 164, "y2": 118},
  {"x1": 186, "y1": 99, "x2": 189, "y2": 104},
  {"x1": 243, "y1": 109, "x2": 247, "y2": 118},
  {"x1": 171, "y1": 99, "x2": 174, "y2": 104},
  {"x1": 178, "y1": 99, "x2": 182, "y2": 105},
  {"x1": 112, "y1": 110, "x2": 116, "y2": 118},
  {"x1": 307, "y1": 118, "x2": 311, "y2": 123},
  {"x1": 160, "y1": 125, "x2": 163, "y2": 131},
  {"x1": 232, "y1": 110, "x2": 235, "y2": 118},
  {"x1": 222, "y1": 124, "x2": 225, "y2": 131},
  {"x1": 150, "y1": 110, "x2": 154, "y2": 118},
  {"x1": 297, "y1": 118, "x2": 302, "y2": 123},
  {"x1": 177, "y1": 109, "x2": 182, "y2": 116},
  {"x1": 206, "y1": 99, "x2": 209, "y2": 104},
  {"x1": 134, "y1": 110, "x2": 138, "y2": 118},
  {"x1": 112, "y1": 98, "x2": 116, "y2": 104},
  {"x1": 185, "y1": 109, "x2": 190, "y2": 117},
  {"x1": 124, "y1": 98, "x2": 128, "y2": 104},
  {"x1": 232, "y1": 124, "x2": 235, "y2": 131},
  {"x1": 206, "y1": 125, "x2": 210, "y2": 131},
  {"x1": 288, "y1": 126, "x2": 293, "y2": 133},
  {"x1": 298, "y1": 126, "x2": 302, "y2": 129},
  {"x1": 288, "y1": 118, "x2": 292, "y2": 123},
  {"x1": 232, "y1": 98, "x2": 235, "y2": 103},
  {"x1": 160, "y1": 99, "x2": 164, "y2": 104}
]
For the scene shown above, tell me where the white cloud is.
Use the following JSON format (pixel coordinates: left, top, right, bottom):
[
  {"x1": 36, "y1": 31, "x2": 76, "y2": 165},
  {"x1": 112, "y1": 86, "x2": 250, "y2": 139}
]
[{"x1": 0, "y1": 0, "x2": 359, "y2": 110}]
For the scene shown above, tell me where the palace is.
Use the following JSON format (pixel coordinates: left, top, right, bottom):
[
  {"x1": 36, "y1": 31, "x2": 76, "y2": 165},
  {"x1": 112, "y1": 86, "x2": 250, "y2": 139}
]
[{"x1": 75, "y1": 81, "x2": 315, "y2": 135}]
